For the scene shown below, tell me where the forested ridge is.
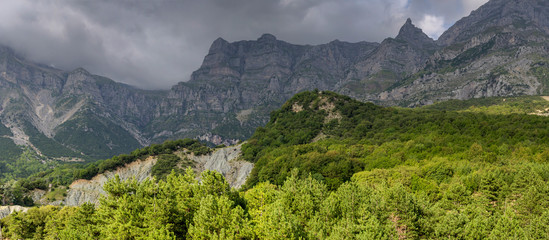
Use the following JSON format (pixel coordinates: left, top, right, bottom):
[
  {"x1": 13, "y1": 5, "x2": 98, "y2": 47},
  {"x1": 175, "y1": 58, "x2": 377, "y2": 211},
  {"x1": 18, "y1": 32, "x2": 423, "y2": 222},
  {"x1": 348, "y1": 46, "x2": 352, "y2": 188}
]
[
  {"x1": 3, "y1": 91, "x2": 549, "y2": 239},
  {"x1": 242, "y1": 91, "x2": 549, "y2": 189}
]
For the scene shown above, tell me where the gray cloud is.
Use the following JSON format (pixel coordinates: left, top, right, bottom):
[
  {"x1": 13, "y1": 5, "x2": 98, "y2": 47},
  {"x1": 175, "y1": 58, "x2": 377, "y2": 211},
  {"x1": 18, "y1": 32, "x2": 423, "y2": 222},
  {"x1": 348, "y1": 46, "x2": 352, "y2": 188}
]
[{"x1": 0, "y1": 0, "x2": 488, "y2": 89}]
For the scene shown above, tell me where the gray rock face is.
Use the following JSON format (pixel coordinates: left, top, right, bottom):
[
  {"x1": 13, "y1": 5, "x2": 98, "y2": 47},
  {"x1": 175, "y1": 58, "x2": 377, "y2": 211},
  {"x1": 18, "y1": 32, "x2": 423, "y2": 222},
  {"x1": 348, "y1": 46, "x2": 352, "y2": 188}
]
[
  {"x1": 397, "y1": 18, "x2": 438, "y2": 49},
  {"x1": 0, "y1": 205, "x2": 28, "y2": 219},
  {"x1": 342, "y1": 19, "x2": 438, "y2": 98},
  {"x1": 438, "y1": 0, "x2": 549, "y2": 46},
  {"x1": 154, "y1": 34, "x2": 380, "y2": 143},
  {"x1": 191, "y1": 144, "x2": 253, "y2": 189},
  {"x1": 378, "y1": 0, "x2": 549, "y2": 107},
  {"x1": 64, "y1": 156, "x2": 157, "y2": 206},
  {"x1": 62, "y1": 144, "x2": 252, "y2": 206}
]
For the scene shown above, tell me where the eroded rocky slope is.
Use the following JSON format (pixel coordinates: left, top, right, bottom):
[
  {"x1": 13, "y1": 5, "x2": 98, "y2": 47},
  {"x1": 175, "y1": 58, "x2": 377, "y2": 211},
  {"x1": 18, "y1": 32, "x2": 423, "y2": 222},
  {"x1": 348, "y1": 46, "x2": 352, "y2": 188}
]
[
  {"x1": 0, "y1": 205, "x2": 28, "y2": 219},
  {"x1": 61, "y1": 144, "x2": 251, "y2": 206}
]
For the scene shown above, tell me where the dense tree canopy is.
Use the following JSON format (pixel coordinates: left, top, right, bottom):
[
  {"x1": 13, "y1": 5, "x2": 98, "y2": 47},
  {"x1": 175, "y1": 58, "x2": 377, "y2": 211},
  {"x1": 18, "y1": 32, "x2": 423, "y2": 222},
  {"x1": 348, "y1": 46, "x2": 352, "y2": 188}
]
[
  {"x1": 4, "y1": 160, "x2": 549, "y2": 239},
  {"x1": 242, "y1": 91, "x2": 549, "y2": 190}
]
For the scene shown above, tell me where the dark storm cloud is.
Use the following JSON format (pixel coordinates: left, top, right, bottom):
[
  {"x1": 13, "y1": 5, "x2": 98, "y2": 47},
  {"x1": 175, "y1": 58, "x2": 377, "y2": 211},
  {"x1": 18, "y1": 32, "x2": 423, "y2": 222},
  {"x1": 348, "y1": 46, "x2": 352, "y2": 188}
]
[{"x1": 0, "y1": 0, "x2": 488, "y2": 89}]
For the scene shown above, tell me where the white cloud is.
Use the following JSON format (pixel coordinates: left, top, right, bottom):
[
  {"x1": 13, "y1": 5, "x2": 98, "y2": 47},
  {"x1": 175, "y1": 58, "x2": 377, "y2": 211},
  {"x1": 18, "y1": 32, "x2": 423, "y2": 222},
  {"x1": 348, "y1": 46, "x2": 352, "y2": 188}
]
[{"x1": 418, "y1": 15, "x2": 446, "y2": 40}]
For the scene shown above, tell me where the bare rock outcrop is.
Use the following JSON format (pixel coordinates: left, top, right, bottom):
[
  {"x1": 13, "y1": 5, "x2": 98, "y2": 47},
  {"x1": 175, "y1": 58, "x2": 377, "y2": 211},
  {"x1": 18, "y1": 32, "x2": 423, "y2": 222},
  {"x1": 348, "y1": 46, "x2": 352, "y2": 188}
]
[
  {"x1": 64, "y1": 156, "x2": 158, "y2": 206},
  {"x1": 0, "y1": 205, "x2": 28, "y2": 219},
  {"x1": 62, "y1": 144, "x2": 252, "y2": 206},
  {"x1": 191, "y1": 144, "x2": 253, "y2": 189}
]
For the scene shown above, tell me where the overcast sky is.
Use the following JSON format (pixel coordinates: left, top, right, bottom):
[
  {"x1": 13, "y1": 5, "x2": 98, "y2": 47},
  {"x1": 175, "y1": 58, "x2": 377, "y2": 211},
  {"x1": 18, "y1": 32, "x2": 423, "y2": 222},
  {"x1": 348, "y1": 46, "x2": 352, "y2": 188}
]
[{"x1": 0, "y1": 0, "x2": 489, "y2": 89}]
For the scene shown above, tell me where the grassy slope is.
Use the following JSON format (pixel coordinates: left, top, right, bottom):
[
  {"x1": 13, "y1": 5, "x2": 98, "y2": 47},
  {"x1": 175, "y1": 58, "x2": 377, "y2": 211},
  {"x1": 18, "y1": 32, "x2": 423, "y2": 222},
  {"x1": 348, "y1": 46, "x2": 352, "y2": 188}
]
[{"x1": 423, "y1": 95, "x2": 549, "y2": 115}]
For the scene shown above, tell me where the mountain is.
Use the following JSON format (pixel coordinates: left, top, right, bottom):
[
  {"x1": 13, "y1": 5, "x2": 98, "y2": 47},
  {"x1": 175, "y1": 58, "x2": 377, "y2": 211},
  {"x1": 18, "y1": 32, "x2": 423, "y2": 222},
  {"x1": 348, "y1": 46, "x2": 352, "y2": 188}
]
[
  {"x1": 341, "y1": 18, "x2": 438, "y2": 98},
  {"x1": 163, "y1": 34, "x2": 379, "y2": 142},
  {"x1": 438, "y1": 0, "x2": 549, "y2": 46},
  {"x1": 1, "y1": 0, "x2": 548, "y2": 166},
  {"x1": 0, "y1": 51, "x2": 152, "y2": 161},
  {"x1": 380, "y1": 0, "x2": 549, "y2": 106}
]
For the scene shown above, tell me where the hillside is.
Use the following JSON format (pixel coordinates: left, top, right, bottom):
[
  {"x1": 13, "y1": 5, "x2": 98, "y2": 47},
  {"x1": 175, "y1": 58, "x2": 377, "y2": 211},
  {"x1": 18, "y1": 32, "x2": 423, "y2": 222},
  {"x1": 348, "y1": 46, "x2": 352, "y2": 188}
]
[
  {"x1": 3, "y1": 91, "x2": 549, "y2": 239},
  {"x1": 0, "y1": 139, "x2": 251, "y2": 207},
  {"x1": 241, "y1": 91, "x2": 549, "y2": 189}
]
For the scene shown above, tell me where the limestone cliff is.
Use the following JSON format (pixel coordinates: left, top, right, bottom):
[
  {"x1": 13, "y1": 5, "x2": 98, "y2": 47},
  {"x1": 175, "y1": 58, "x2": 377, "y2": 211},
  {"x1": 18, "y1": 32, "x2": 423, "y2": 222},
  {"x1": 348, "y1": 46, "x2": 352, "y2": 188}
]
[
  {"x1": 378, "y1": 0, "x2": 549, "y2": 106},
  {"x1": 0, "y1": 205, "x2": 28, "y2": 219},
  {"x1": 62, "y1": 144, "x2": 251, "y2": 206},
  {"x1": 63, "y1": 156, "x2": 157, "y2": 206}
]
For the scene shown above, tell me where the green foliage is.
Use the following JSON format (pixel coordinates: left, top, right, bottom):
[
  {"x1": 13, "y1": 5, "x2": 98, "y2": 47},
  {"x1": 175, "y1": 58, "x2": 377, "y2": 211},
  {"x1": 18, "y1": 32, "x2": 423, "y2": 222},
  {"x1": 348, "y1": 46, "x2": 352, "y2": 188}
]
[
  {"x1": 6, "y1": 160, "x2": 549, "y2": 239},
  {"x1": 54, "y1": 109, "x2": 141, "y2": 160},
  {"x1": 22, "y1": 121, "x2": 81, "y2": 158},
  {"x1": 43, "y1": 186, "x2": 68, "y2": 202},
  {"x1": 0, "y1": 122, "x2": 12, "y2": 136},
  {"x1": 425, "y1": 95, "x2": 549, "y2": 115},
  {"x1": 151, "y1": 154, "x2": 192, "y2": 180},
  {"x1": 5, "y1": 91, "x2": 549, "y2": 238},
  {"x1": 243, "y1": 91, "x2": 549, "y2": 190},
  {"x1": 0, "y1": 137, "x2": 23, "y2": 162},
  {"x1": 188, "y1": 195, "x2": 251, "y2": 239},
  {"x1": 1, "y1": 148, "x2": 50, "y2": 181}
]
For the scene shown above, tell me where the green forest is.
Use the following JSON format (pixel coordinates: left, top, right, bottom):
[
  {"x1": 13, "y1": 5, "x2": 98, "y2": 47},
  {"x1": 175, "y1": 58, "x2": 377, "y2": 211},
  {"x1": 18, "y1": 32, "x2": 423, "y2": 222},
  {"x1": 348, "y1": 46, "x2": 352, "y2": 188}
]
[{"x1": 3, "y1": 91, "x2": 549, "y2": 239}]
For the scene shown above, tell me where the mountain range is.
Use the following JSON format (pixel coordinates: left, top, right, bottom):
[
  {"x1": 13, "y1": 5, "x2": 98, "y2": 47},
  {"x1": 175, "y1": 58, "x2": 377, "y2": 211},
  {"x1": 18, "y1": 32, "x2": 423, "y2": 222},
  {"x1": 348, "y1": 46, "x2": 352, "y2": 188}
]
[{"x1": 0, "y1": 0, "x2": 548, "y2": 161}]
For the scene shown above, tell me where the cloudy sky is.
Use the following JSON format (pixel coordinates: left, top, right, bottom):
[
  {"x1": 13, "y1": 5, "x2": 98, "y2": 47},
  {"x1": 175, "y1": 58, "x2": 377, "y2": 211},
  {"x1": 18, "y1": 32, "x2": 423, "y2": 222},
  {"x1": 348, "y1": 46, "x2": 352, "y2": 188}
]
[{"x1": 0, "y1": 0, "x2": 489, "y2": 89}]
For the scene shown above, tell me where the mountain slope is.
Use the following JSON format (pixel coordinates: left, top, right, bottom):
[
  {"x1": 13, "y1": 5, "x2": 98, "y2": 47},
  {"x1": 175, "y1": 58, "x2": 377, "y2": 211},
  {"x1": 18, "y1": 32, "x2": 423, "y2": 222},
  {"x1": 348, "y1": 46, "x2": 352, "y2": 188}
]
[
  {"x1": 0, "y1": 54, "x2": 148, "y2": 161},
  {"x1": 380, "y1": 0, "x2": 549, "y2": 106},
  {"x1": 438, "y1": 0, "x2": 549, "y2": 46}
]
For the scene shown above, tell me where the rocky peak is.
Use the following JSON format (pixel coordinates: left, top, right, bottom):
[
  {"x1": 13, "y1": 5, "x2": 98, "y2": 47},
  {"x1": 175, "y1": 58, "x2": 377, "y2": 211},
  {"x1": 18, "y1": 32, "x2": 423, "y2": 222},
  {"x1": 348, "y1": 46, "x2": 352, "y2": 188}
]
[
  {"x1": 65, "y1": 67, "x2": 93, "y2": 85},
  {"x1": 395, "y1": 18, "x2": 436, "y2": 48},
  {"x1": 208, "y1": 37, "x2": 231, "y2": 54},
  {"x1": 257, "y1": 33, "x2": 277, "y2": 42},
  {"x1": 396, "y1": 18, "x2": 414, "y2": 36},
  {"x1": 70, "y1": 67, "x2": 91, "y2": 76},
  {"x1": 63, "y1": 67, "x2": 102, "y2": 97}
]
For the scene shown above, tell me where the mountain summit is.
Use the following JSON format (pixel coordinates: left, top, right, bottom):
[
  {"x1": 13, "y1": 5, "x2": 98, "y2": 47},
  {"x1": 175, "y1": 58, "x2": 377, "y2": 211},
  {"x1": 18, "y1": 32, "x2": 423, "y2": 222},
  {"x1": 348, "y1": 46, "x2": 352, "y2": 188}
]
[{"x1": 396, "y1": 18, "x2": 436, "y2": 49}]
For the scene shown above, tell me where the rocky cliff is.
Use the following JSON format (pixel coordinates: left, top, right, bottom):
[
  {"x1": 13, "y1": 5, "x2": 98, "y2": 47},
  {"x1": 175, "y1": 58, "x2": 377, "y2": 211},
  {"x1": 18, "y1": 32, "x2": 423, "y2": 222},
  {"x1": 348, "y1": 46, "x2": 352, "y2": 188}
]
[
  {"x1": 0, "y1": 205, "x2": 28, "y2": 219},
  {"x1": 61, "y1": 144, "x2": 251, "y2": 206},
  {"x1": 379, "y1": 0, "x2": 549, "y2": 106}
]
